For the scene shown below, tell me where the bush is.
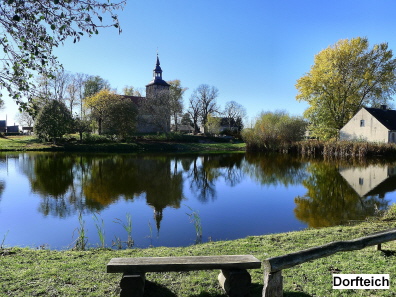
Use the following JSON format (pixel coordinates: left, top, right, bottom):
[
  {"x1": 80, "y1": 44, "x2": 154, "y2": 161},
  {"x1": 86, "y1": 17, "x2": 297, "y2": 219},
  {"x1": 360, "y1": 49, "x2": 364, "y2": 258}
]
[
  {"x1": 34, "y1": 100, "x2": 74, "y2": 144},
  {"x1": 242, "y1": 111, "x2": 307, "y2": 151}
]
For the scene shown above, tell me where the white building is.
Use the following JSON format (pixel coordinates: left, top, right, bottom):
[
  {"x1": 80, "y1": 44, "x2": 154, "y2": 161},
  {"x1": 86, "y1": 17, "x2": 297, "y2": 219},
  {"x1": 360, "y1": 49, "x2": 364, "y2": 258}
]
[{"x1": 340, "y1": 106, "x2": 396, "y2": 143}]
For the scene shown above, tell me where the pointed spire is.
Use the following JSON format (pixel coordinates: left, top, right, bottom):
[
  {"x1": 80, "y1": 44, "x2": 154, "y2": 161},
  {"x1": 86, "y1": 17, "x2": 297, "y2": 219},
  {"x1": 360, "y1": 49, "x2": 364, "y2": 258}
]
[{"x1": 153, "y1": 53, "x2": 162, "y2": 80}]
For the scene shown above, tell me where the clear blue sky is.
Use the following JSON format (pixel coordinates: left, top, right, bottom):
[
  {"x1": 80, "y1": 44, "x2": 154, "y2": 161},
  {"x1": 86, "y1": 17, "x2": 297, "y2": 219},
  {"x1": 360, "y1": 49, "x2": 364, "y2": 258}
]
[{"x1": 3, "y1": 0, "x2": 396, "y2": 125}]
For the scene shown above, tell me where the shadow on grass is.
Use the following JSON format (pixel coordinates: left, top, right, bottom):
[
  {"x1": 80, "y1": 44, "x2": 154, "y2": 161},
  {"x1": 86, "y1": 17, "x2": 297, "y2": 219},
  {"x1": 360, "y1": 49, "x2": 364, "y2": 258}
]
[
  {"x1": 143, "y1": 280, "x2": 177, "y2": 297},
  {"x1": 143, "y1": 281, "x2": 313, "y2": 297}
]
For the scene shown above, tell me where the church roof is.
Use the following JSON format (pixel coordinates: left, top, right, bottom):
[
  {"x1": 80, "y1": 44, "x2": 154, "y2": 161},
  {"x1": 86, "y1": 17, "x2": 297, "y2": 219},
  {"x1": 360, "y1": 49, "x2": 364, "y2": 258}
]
[
  {"x1": 365, "y1": 107, "x2": 396, "y2": 130},
  {"x1": 123, "y1": 95, "x2": 146, "y2": 105},
  {"x1": 146, "y1": 79, "x2": 170, "y2": 87}
]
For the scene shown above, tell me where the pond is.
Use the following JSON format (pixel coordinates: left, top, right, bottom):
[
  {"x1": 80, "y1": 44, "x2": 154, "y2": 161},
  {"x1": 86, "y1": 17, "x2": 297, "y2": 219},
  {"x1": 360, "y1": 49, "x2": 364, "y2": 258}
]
[{"x1": 0, "y1": 152, "x2": 395, "y2": 250}]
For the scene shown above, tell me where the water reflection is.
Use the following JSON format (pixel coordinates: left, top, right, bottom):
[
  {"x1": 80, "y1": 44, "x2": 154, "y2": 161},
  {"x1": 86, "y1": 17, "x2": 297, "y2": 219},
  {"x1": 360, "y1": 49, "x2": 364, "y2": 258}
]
[
  {"x1": 1, "y1": 152, "x2": 396, "y2": 249},
  {"x1": 339, "y1": 164, "x2": 396, "y2": 197},
  {"x1": 294, "y1": 161, "x2": 390, "y2": 228},
  {"x1": 243, "y1": 153, "x2": 308, "y2": 186}
]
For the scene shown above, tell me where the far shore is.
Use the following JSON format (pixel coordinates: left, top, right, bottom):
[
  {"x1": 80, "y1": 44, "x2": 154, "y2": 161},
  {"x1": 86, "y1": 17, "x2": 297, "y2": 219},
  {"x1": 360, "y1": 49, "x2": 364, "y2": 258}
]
[{"x1": 0, "y1": 135, "x2": 246, "y2": 153}]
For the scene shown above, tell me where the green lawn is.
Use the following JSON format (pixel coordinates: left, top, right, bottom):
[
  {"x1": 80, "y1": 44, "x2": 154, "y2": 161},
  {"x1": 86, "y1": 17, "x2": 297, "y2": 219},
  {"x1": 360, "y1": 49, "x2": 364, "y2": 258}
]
[
  {"x1": 0, "y1": 135, "x2": 246, "y2": 152},
  {"x1": 0, "y1": 135, "x2": 55, "y2": 151},
  {"x1": 1, "y1": 221, "x2": 395, "y2": 296}
]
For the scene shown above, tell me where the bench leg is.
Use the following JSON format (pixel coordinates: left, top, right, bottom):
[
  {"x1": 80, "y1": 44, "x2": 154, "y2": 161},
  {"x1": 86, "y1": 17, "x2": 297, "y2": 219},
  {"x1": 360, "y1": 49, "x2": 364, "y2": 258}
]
[
  {"x1": 218, "y1": 269, "x2": 251, "y2": 297},
  {"x1": 262, "y1": 270, "x2": 283, "y2": 297},
  {"x1": 119, "y1": 272, "x2": 145, "y2": 297}
]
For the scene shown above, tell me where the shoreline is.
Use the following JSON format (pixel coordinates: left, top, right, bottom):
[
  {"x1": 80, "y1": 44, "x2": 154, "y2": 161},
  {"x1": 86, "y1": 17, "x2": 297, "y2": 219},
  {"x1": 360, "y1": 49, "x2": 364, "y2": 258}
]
[{"x1": 1, "y1": 220, "x2": 395, "y2": 296}]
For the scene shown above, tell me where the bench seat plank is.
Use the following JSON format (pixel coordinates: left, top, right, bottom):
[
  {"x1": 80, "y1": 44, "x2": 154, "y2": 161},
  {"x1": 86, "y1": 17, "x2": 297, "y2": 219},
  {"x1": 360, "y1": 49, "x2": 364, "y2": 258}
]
[{"x1": 107, "y1": 255, "x2": 261, "y2": 273}]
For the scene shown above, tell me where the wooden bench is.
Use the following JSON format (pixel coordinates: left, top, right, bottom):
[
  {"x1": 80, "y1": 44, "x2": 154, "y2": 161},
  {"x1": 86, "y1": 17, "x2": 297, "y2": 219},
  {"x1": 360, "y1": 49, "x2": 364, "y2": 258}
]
[
  {"x1": 107, "y1": 255, "x2": 261, "y2": 297},
  {"x1": 262, "y1": 229, "x2": 396, "y2": 297}
]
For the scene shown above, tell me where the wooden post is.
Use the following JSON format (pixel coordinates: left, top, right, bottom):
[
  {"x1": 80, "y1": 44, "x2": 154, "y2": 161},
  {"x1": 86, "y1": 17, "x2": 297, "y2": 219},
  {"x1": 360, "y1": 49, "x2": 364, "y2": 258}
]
[
  {"x1": 376, "y1": 244, "x2": 382, "y2": 251},
  {"x1": 218, "y1": 269, "x2": 251, "y2": 297},
  {"x1": 119, "y1": 273, "x2": 145, "y2": 297},
  {"x1": 262, "y1": 261, "x2": 283, "y2": 297}
]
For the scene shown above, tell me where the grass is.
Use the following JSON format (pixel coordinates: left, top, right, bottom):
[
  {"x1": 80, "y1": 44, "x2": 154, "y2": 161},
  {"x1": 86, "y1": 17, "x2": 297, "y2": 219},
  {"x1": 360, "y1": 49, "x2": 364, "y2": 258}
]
[
  {"x1": 1, "y1": 220, "x2": 396, "y2": 296},
  {"x1": 0, "y1": 135, "x2": 55, "y2": 151},
  {"x1": 0, "y1": 135, "x2": 246, "y2": 153}
]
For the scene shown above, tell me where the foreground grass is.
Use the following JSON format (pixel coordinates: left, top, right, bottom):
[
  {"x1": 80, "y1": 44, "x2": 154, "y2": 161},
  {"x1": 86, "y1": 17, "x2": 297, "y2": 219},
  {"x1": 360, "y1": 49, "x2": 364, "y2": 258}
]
[
  {"x1": 1, "y1": 221, "x2": 396, "y2": 296},
  {"x1": 0, "y1": 135, "x2": 246, "y2": 152}
]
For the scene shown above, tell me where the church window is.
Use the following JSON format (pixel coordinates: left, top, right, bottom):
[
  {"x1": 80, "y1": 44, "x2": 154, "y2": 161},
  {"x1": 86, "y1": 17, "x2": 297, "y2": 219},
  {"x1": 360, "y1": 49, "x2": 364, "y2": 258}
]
[{"x1": 360, "y1": 120, "x2": 365, "y2": 127}]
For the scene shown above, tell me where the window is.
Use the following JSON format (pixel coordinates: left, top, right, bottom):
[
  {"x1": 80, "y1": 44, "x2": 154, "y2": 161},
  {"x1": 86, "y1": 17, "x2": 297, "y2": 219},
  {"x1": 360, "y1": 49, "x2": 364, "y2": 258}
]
[
  {"x1": 359, "y1": 178, "x2": 364, "y2": 185},
  {"x1": 360, "y1": 120, "x2": 365, "y2": 127}
]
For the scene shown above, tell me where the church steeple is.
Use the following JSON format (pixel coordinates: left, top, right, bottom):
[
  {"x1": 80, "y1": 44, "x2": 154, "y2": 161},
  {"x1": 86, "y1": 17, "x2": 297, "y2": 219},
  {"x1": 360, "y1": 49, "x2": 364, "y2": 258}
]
[
  {"x1": 153, "y1": 54, "x2": 163, "y2": 81},
  {"x1": 146, "y1": 53, "x2": 170, "y2": 93}
]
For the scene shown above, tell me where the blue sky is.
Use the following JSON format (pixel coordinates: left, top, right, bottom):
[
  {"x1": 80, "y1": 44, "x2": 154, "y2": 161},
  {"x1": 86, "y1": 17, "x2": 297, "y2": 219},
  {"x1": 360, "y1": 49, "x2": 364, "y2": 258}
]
[{"x1": 3, "y1": 0, "x2": 396, "y2": 125}]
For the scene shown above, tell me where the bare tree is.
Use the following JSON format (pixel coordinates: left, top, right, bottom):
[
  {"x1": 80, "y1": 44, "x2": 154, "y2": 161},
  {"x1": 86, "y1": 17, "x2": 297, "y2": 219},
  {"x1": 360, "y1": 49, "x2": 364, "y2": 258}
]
[
  {"x1": 75, "y1": 73, "x2": 89, "y2": 117},
  {"x1": 191, "y1": 84, "x2": 219, "y2": 134},
  {"x1": 223, "y1": 101, "x2": 247, "y2": 131},
  {"x1": 15, "y1": 111, "x2": 34, "y2": 127},
  {"x1": 187, "y1": 96, "x2": 201, "y2": 134}
]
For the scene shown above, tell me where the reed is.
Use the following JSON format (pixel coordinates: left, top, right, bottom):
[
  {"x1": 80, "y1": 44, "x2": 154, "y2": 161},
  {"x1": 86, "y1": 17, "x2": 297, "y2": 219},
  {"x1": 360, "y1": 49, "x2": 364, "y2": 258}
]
[
  {"x1": 186, "y1": 205, "x2": 203, "y2": 244},
  {"x1": 297, "y1": 140, "x2": 396, "y2": 159},
  {"x1": 1, "y1": 230, "x2": 9, "y2": 249},
  {"x1": 146, "y1": 220, "x2": 154, "y2": 247},
  {"x1": 72, "y1": 212, "x2": 88, "y2": 251},
  {"x1": 114, "y1": 213, "x2": 134, "y2": 249},
  {"x1": 92, "y1": 213, "x2": 105, "y2": 248}
]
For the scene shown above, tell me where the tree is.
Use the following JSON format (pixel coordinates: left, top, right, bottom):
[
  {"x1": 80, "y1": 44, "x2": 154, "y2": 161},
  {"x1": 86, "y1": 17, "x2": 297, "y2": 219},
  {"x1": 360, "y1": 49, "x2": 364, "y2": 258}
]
[
  {"x1": 83, "y1": 76, "x2": 110, "y2": 99},
  {"x1": 191, "y1": 84, "x2": 219, "y2": 133},
  {"x1": 0, "y1": 1, "x2": 125, "y2": 109},
  {"x1": 122, "y1": 85, "x2": 142, "y2": 97},
  {"x1": 34, "y1": 100, "x2": 74, "y2": 144},
  {"x1": 181, "y1": 113, "x2": 193, "y2": 127},
  {"x1": 84, "y1": 89, "x2": 117, "y2": 135},
  {"x1": 296, "y1": 37, "x2": 396, "y2": 140},
  {"x1": 102, "y1": 98, "x2": 138, "y2": 139},
  {"x1": 223, "y1": 101, "x2": 247, "y2": 131},
  {"x1": 242, "y1": 110, "x2": 307, "y2": 150},
  {"x1": 205, "y1": 114, "x2": 221, "y2": 135},
  {"x1": 187, "y1": 96, "x2": 201, "y2": 134},
  {"x1": 168, "y1": 80, "x2": 187, "y2": 131},
  {"x1": 15, "y1": 110, "x2": 34, "y2": 127}
]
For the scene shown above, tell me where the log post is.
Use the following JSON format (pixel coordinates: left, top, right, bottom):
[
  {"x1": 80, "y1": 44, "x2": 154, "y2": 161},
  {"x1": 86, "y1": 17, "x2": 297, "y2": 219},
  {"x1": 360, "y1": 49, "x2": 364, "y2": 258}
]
[
  {"x1": 262, "y1": 261, "x2": 283, "y2": 297},
  {"x1": 218, "y1": 269, "x2": 251, "y2": 297},
  {"x1": 119, "y1": 273, "x2": 145, "y2": 297}
]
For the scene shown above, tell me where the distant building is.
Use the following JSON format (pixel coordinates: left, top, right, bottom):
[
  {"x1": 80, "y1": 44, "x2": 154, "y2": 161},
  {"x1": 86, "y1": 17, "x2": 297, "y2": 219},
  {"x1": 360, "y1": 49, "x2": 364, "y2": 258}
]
[
  {"x1": 123, "y1": 54, "x2": 171, "y2": 133},
  {"x1": 0, "y1": 120, "x2": 6, "y2": 133},
  {"x1": 7, "y1": 125, "x2": 19, "y2": 133},
  {"x1": 340, "y1": 106, "x2": 396, "y2": 143}
]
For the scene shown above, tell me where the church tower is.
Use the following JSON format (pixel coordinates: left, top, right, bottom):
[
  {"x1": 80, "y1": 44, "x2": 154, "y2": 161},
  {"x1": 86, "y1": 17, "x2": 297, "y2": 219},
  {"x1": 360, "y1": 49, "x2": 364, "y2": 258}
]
[{"x1": 145, "y1": 54, "x2": 170, "y2": 98}]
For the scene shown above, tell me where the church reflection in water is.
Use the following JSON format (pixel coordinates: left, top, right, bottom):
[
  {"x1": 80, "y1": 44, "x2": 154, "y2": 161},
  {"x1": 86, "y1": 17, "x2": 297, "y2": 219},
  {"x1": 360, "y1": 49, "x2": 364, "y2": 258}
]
[
  {"x1": 11, "y1": 152, "x2": 396, "y2": 234},
  {"x1": 17, "y1": 153, "x2": 245, "y2": 234}
]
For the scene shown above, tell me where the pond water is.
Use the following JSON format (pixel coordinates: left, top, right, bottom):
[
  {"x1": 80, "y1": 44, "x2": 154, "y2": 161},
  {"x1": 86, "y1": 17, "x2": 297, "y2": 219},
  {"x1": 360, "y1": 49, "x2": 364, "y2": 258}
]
[{"x1": 0, "y1": 152, "x2": 395, "y2": 250}]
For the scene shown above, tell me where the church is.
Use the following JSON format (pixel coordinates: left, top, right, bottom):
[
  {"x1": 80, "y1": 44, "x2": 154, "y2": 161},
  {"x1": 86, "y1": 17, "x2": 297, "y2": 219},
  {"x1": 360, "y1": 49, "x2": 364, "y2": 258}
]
[{"x1": 124, "y1": 54, "x2": 171, "y2": 133}]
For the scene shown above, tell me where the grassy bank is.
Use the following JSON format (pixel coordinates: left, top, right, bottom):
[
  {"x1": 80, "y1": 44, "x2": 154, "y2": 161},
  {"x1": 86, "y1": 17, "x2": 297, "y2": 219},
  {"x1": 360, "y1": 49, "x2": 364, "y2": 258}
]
[
  {"x1": 1, "y1": 220, "x2": 396, "y2": 296},
  {"x1": 0, "y1": 135, "x2": 246, "y2": 153}
]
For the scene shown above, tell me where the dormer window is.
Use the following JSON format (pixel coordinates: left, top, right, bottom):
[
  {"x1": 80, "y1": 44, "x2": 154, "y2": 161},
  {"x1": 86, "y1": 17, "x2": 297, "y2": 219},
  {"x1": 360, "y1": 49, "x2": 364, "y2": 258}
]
[{"x1": 360, "y1": 120, "x2": 365, "y2": 127}]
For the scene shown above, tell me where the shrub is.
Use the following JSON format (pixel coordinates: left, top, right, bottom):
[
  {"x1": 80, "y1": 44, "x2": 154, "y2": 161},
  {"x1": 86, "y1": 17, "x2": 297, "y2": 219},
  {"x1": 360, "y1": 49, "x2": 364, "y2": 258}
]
[
  {"x1": 242, "y1": 110, "x2": 307, "y2": 151},
  {"x1": 34, "y1": 100, "x2": 74, "y2": 144}
]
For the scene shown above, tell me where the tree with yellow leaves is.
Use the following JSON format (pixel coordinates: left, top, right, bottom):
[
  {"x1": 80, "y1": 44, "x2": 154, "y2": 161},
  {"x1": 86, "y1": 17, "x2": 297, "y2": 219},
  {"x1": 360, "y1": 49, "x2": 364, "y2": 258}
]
[{"x1": 296, "y1": 37, "x2": 396, "y2": 140}]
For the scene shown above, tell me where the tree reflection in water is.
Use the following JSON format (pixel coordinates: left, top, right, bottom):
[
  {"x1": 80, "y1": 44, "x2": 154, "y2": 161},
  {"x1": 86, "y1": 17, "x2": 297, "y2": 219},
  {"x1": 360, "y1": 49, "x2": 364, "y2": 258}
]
[
  {"x1": 13, "y1": 152, "x2": 396, "y2": 232},
  {"x1": 294, "y1": 161, "x2": 390, "y2": 228}
]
